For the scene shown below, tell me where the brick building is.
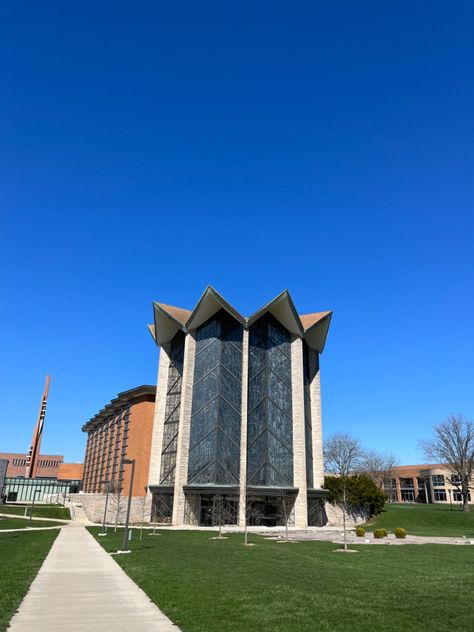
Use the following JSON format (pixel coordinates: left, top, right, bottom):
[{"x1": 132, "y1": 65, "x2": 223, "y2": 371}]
[
  {"x1": 82, "y1": 385, "x2": 156, "y2": 497},
  {"x1": 384, "y1": 464, "x2": 474, "y2": 504},
  {"x1": 0, "y1": 453, "x2": 65, "y2": 478}
]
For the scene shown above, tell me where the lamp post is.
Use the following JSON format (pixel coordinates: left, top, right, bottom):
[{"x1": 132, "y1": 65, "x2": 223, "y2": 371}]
[
  {"x1": 99, "y1": 480, "x2": 110, "y2": 536},
  {"x1": 29, "y1": 488, "x2": 41, "y2": 528},
  {"x1": 121, "y1": 459, "x2": 135, "y2": 552}
]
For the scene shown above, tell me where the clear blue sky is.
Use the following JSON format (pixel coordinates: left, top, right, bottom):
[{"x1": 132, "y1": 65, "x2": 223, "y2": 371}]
[{"x1": 1, "y1": 2, "x2": 473, "y2": 465}]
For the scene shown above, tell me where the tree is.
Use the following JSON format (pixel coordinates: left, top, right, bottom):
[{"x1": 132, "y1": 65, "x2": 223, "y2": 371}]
[
  {"x1": 276, "y1": 490, "x2": 295, "y2": 542},
  {"x1": 359, "y1": 449, "x2": 398, "y2": 491},
  {"x1": 109, "y1": 480, "x2": 126, "y2": 532},
  {"x1": 324, "y1": 433, "x2": 364, "y2": 550},
  {"x1": 421, "y1": 414, "x2": 474, "y2": 513},
  {"x1": 325, "y1": 474, "x2": 386, "y2": 517},
  {"x1": 243, "y1": 498, "x2": 264, "y2": 546},
  {"x1": 138, "y1": 494, "x2": 152, "y2": 540}
]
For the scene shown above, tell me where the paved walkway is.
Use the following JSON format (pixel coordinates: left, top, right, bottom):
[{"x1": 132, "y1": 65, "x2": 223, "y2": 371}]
[
  {"x1": 0, "y1": 512, "x2": 72, "y2": 524},
  {"x1": 8, "y1": 523, "x2": 180, "y2": 632},
  {"x1": 265, "y1": 529, "x2": 474, "y2": 546}
]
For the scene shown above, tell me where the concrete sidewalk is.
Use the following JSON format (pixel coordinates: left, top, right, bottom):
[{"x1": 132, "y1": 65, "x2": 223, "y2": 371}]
[
  {"x1": 0, "y1": 512, "x2": 72, "y2": 524},
  {"x1": 268, "y1": 529, "x2": 474, "y2": 546},
  {"x1": 8, "y1": 524, "x2": 180, "y2": 632}
]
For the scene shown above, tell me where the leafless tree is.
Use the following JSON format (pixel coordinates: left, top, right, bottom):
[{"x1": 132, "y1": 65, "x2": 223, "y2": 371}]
[
  {"x1": 138, "y1": 494, "x2": 152, "y2": 540},
  {"x1": 243, "y1": 498, "x2": 264, "y2": 546},
  {"x1": 109, "y1": 480, "x2": 125, "y2": 532},
  {"x1": 276, "y1": 490, "x2": 295, "y2": 542},
  {"x1": 420, "y1": 414, "x2": 474, "y2": 513},
  {"x1": 359, "y1": 449, "x2": 398, "y2": 490},
  {"x1": 324, "y1": 433, "x2": 364, "y2": 550}
]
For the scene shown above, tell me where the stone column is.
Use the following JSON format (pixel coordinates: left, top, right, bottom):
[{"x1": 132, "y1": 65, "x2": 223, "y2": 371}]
[
  {"x1": 395, "y1": 477, "x2": 401, "y2": 502},
  {"x1": 172, "y1": 331, "x2": 196, "y2": 525},
  {"x1": 291, "y1": 335, "x2": 308, "y2": 529},
  {"x1": 238, "y1": 329, "x2": 249, "y2": 527},
  {"x1": 309, "y1": 349, "x2": 324, "y2": 489},
  {"x1": 413, "y1": 476, "x2": 419, "y2": 501},
  {"x1": 147, "y1": 344, "x2": 171, "y2": 487}
]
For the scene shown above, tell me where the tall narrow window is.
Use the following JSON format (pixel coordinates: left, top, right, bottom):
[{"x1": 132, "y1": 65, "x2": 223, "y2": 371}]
[
  {"x1": 247, "y1": 314, "x2": 293, "y2": 487},
  {"x1": 160, "y1": 331, "x2": 185, "y2": 484},
  {"x1": 188, "y1": 310, "x2": 242, "y2": 485}
]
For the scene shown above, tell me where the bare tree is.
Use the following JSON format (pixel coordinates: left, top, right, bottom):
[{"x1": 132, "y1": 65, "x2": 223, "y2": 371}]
[
  {"x1": 421, "y1": 414, "x2": 474, "y2": 513},
  {"x1": 243, "y1": 498, "x2": 264, "y2": 546},
  {"x1": 276, "y1": 490, "x2": 295, "y2": 542},
  {"x1": 359, "y1": 449, "x2": 398, "y2": 490},
  {"x1": 109, "y1": 480, "x2": 126, "y2": 532},
  {"x1": 138, "y1": 494, "x2": 152, "y2": 540},
  {"x1": 324, "y1": 433, "x2": 364, "y2": 550}
]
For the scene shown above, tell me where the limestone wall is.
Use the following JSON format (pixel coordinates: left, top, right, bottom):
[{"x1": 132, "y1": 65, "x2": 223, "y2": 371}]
[
  {"x1": 324, "y1": 502, "x2": 369, "y2": 527},
  {"x1": 70, "y1": 493, "x2": 153, "y2": 525}
]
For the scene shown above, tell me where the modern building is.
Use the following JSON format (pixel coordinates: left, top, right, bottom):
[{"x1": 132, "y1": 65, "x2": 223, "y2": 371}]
[
  {"x1": 147, "y1": 287, "x2": 332, "y2": 529},
  {"x1": 384, "y1": 464, "x2": 474, "y2": 505},
  {"x1": 82, "y1": 385, "x2": 156, "y2": 497},
  {"x1": 3, "y1": 471, "x2": 83, "y2": 502},
  {"x1": 0, "y1": 452, "x2": 65, "y2": 478}
]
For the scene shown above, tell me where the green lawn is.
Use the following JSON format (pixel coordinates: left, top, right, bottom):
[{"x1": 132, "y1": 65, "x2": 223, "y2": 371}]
[
  {"x1": 0, "y1": 517, "x2": 64, "y2": 530},
  {"x1": 0, "y1": 530, "x2": 58, "y2": 631},
  {"x1": 365, "y1": 503, "x2": 474, "y2": 537},
  {"x1": 1, "y1": 504, "x2": 71, "y2": 520},
  {"x1": 91, "y1": 528, "x2": 474, "y2": 632}
]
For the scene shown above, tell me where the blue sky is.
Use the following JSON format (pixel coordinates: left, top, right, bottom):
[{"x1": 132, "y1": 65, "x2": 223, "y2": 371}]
[{"x1": 1, "y1": 2, "x2": 473, "y2": 464}]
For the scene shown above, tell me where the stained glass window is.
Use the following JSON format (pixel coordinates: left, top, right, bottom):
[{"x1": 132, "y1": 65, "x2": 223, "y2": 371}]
[
  {"x1": 247, "y1": 314, "x2": 294, "y2": 487},
  {"x1": 160, "y1": 331, "x2": 185, "y2": 484},
  {"x1": 188, "y1": 310, "x2": 243, "y2": 485}
]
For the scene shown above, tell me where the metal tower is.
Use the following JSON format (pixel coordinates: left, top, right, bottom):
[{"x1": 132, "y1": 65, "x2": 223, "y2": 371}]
[{"x1": 25, "y1": 375, "x2": 51, "y2": 478}]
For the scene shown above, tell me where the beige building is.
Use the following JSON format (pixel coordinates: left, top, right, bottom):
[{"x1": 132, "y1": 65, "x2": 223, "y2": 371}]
[
  {"x1": 147, "y1": 287, "x2": 332, "y2": 529},
  {"x1": 384, "y1": 464, "x2": 474, "y2": 505}
]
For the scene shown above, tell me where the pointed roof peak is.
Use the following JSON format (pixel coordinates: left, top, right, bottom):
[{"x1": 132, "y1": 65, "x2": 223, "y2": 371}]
[
  {"x1": 149, "y1": 288, "x2": 332, "y2": 352},
  {"x1": 155, "y1": 302, "x2": 191, "y2": 326},
  {"x1": 300, "y1": 310, "x2": 332, "y2": 332}
]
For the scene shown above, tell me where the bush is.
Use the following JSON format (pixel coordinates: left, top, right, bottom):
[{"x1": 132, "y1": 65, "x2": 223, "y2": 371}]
[
  {"x1": 381, "y1": 529, "x2": 388, "y2": 537},
  {"x1": 373, "y1": 529, "x2": 386, "y2": 539},
  {"x1": 394, "y1": 528, "x2": 407, "y2": 539},
  {"x1": 355, "y1": 527, "x2": 365, "y2": 537},
  {"x1": 324, "y1": 474, "x2": 386, "y2": 517}
]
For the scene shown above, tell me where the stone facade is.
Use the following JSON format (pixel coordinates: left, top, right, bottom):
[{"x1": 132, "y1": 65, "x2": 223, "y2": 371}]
[{"x1": 70, "y1": 492, "x2": 152, "y2": 525}]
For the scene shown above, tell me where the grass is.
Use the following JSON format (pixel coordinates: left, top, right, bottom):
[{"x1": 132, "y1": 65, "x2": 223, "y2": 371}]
[
  {"x1": 1, "y1": 504, "x2": 71, "y2": 520},
  {"x1": 0, "y1": 517, "x2": 64, "y2": 530},
  {"x1": 91, "y1": 527, "x2": 474, "y2": 632},
  {"x1": 366, "y1": 503, "x2": 474, "y2": 537},
  {"x1": 0, "y1": 529, "x2": 58, "y2": 631}
]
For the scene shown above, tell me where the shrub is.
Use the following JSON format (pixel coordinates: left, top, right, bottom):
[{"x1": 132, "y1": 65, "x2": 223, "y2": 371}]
[
  {"x1": 324, "y1": 474, "x2": 386, "y2": 517},
  {"x1": 355, "y1": 527, "x2": 365, "y2": 537},
  {"x1": 381, "y1": 529, "x2": 388, "y2": 537},
  {"x1": 373, "y1": 529, "x2": 386, "y2": 539},
  {"x1": 394, "y1": 528, "x2": 407, "y2": 539}
]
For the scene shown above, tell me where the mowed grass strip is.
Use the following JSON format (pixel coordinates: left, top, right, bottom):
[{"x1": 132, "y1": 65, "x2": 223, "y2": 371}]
[
  {"x1": 0, "y1": 517, "x2": 64, "y2": 530},
  {"x1": 1, "y1": 504, "x2": 71, "y2": 520},
  {"x1": 90, "y1": 528, "x2": 474, "y2": 632},
  {"x1": 366, "y1": 502, "x2": 474, "y2": 537},
  {"x1": 0, "y1": 530, "x2": 58, "y2": 631}
]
